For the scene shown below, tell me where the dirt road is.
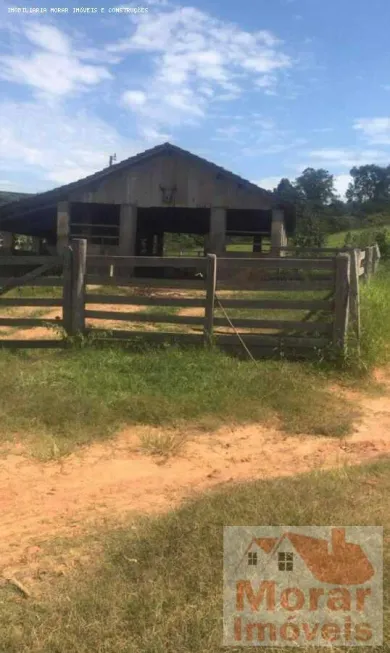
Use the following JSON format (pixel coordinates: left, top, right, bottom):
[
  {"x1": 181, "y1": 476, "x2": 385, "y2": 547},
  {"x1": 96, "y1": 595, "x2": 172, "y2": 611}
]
[{"x1": 1, "y1": 369, "x2": 390, "y2": 579}]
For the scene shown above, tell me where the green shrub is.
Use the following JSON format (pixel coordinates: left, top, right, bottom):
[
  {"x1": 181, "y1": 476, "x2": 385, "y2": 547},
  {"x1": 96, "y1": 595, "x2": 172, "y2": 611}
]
[{"x1": 344, "y1": 227, "x2": 390, "y2": 259}]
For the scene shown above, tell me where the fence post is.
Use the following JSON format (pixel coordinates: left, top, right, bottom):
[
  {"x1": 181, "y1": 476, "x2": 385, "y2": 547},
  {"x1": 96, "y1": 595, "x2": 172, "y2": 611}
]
[
  {"x1": 363, "y1": 246, "x2": 373, "y2": 283},
  {"x1": 204, "y1": 254, "x2": 217, "y2": 347},
  {"x1": 372, "y1": 243, "x2": 381, "y2": 275},
  {"x1": 71, "y1": 238, "x2": 87, "y2": 335},
  {"x1": 62, "y1": 244, "x2": 73, "y2": 335},
  {"x1": 349, "y1": 249, "x2": 361, "y2": 352},
  {"x1": 333, "y1": 252, "x2": 350, "y2": 354}
]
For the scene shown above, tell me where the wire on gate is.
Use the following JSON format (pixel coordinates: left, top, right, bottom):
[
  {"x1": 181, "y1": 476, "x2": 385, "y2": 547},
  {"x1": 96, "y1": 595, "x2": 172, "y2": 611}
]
[
  {"x1": 214, "y1": 293, "x2": 257, "y2": 364},
  {"x1": 196, "y1": 271, "x2": 256, "y2": 364}
]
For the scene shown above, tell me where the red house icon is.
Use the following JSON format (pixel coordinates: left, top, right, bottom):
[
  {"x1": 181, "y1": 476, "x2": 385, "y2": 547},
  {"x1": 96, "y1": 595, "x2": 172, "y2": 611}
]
[{"x1": 245, "y1": 528, "x2": 374, "y2": 585}]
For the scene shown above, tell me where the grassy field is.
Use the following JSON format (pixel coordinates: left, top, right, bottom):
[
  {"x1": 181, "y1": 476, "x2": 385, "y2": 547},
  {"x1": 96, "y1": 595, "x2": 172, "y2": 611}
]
[
  {"x1": 0, "y1": 347, "x2": 356, "y2": 459},
  {"x1": 0, "y1": 247, "x2": 390, "y2": 652},
  {"x1": 326, "y1": 221, "x2": 390, "y2": 248},
  {"x1": 1, "y1": 458, "x2": 388, "y2": 652},
  {"x1": 0, "y1": 262, "x2": 389, "y2": 458}
]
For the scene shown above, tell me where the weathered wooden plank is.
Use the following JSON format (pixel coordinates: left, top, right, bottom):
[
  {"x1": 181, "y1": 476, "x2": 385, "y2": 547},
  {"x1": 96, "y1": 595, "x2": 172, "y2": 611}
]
[
  {"x1": 218, "y1": 257, "x2": 334, "y2": 270},
  {"x1": 71, "y1": 239, "x2": 87, "y2": 334},
  {"x1": 0, "y1": 277, "x2": 63, "y2": 287},
  {"x1": 215, "y1": 299, "x2": 334, "y2": 310},
  {"x1": 85, "y1": 295, "x2": 205, "y2": 307},
  {"x1": 349, "y1": 248, "x2": 361, "y2": 350},
  {"x1": 86, "y1": 276, "x2": 205, "y2": 290},
  {"x1": 85, "y1": 310, "x2": 204, "y2": 325},
  {"x1": 85, "y1": 329, "x2": 203, "y2": 344},
  {"x1": 62, "y1": 245, "x2": 73, "y2": 335},
  {"x1": 278, "y1": 246, "x2": 351, "y2": 253},
  {"x1": 333, "y1": 253, "x2": 350, "y2": 352},
  {"x1": 0, "y1": 298, "x2": 63, "y2": 307},
  {"x1": 373, "y1": 243, "x2": 381, "y2": 274},
  {"x1": 223, "y1": 252, "x2": 265, "y2": 258},
  {"x1": 363, "y1": 246, "x2": 373, "y2": 282},
  {"x1": 85, "y1": 310, "x2": 333, "y2": 333},
  {"x1": 0, "y1": 318, "x2": 60, "y2": 326},
  {"x1": 0, "y1": 263, "x2": 59, "y2": 297},
  {"x1": 70, "y1": 223, "x2": 120, "y2": 230},
  {"x1": 0, "y1": 256, "x2": 62, "y2": 266},
  {"x1": 204, "y1": 254, "x2": 216, "y2": 346},
  {"x1": 87, "y1": 256, "x2": 208, "y2": 269},
  {"x1": 212, "y1": 318, "x2": 333, "y2": 333},
  {"x1": 84, "y1": 328, "x2": 330, "y2": 349},
  {"x1": 0, "y1": 339, "x2": 66, "y2": 349},
  {"x1": 217, "y1": 280, "x2": 334, "y2": 291}
]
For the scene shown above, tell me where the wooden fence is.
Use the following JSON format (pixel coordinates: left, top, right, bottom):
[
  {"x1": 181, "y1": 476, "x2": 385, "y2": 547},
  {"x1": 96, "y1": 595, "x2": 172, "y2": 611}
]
[
  {"x1": 0, "y1": 241, "x2": 381, "y2": 357},
  {"x1": 0, "y1": 253, "x2": 65, "y2": 348}
]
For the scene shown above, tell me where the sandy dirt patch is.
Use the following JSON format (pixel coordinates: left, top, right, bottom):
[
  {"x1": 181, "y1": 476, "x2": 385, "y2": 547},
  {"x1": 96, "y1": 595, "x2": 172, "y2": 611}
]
[{"x1": 1, "y1": 369, "x2": 390, "y2": 580}]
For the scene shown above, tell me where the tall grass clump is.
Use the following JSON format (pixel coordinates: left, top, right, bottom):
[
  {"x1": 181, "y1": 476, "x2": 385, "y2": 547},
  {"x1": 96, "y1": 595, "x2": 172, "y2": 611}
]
[{"x1": 359, "y1": 263, "x2": 390, "y2": 369}]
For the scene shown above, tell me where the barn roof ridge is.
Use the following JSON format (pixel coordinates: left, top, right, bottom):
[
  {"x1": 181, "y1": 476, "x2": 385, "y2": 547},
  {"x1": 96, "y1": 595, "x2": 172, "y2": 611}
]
[{"x1": 0, "y1": 141, "x2": 272, "y2": 217}]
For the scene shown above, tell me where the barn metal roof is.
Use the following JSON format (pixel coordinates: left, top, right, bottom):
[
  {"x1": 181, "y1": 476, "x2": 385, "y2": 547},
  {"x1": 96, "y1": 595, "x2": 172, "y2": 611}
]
[{"x1": 0, "y1": 142, "x2": 272, "y2": 220}]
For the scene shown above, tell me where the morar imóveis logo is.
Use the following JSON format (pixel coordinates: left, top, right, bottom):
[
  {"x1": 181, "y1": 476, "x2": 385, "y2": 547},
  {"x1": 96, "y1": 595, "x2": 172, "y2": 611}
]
[{"x1": 242, "y1": 528, "x2": 374, "y2": 585}]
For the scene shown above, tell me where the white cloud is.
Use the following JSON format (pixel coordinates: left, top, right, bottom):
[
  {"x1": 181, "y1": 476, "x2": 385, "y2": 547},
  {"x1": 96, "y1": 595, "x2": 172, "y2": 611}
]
[
  {"x1": 354, "y1": 118, "x2": 390, "y2": 145},
  {"x1": 0, "y1": 179, "x2": 17, "y2": 188},
  {"x1": 0, "y1": 101, "x2": 142, "y2": 189},
  {"x1": 0, "y1": 23, "x2": 112, "y2": 98},
  {"x1": 312, "y1": 127, "x2": 334, "y2": 133},
  {"x1": 23, "y1": 23, "x2": 69, "y2": 55},
  {"x1": 122, "y1": 90, "x2": 147, "y2": 107},
  {"x1": 334, "y1": 174, "x2": 351, "y2": 199},
  {"x1": 254, "y1": 176, "x2": 281, "y2": 190},
  {"x1": 110, "y1": 6, "x2": 291, "y2": 131},
  {"x1": 308, "y1": 148, "x2": 390, "y2": 168}
]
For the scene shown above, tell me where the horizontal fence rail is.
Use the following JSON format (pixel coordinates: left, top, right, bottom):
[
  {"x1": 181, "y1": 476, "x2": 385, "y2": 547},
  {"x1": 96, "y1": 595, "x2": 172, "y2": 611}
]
[
  {"x1": 0, "y1": 253, "x2": 64, "y2": 348},
  {"x1": 0, "y1": 241, "x2": 380, "y2": 357}
]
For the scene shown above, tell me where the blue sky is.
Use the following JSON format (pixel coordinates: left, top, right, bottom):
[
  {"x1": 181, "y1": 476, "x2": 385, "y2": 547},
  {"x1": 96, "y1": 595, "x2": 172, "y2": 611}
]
[{"x1": 1, "y1": 0, "x2": 390, "y2": 197}]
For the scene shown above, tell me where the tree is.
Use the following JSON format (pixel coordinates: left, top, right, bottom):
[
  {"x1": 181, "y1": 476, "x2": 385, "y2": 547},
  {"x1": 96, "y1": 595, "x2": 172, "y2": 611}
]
[
  {"x1": 346, "y1": 165, "x2": 390, "y2": 205},
  {"x1": 274, "y1": 178, "x2": 303, "y2": 205},
  {"x1": 295, "y1": 168, "x2": 336, "y2": 206},
  {"x1": 292, "y1": 204, "x2": 326, "y2": 248}
]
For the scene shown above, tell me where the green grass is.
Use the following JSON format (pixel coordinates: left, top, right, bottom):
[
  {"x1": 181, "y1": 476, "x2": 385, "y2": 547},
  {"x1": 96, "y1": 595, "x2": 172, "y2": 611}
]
[
  {"x1": 1, "y1": 459, "x2": 389, "y2": 652},
  {"x1": 0, "y1": 255, "x2": 388, "y2": 460},
  {"x1": 326, "y1": 222, "x2": 390, "y2": 248},
  {"x1": 358, "y1": 262, "x2": 390, "y2": 369},
  {"x1": 0, "y1": 347, "x2": 355, "y2": 459}
]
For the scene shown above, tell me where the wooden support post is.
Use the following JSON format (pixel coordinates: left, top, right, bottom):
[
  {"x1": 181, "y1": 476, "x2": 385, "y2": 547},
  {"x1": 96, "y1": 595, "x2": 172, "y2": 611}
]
[
  {"x1": 119, "y1": 203, "x2": 137, "y2": 277},
  {"x1": 57, "y1": 201, "x2": 70, "y2": 255},
  {"x1": 0, "y1": 232, "x2": 14, "y2": 254},
  {"x1": 270, "y1": 208, "x2": 287, "y2": 256},
  {"x1": 349, "y1": 249, "x2": 361, "y2": 352},
  {"x1": 156, "y1": 233, "x2": 164, "y2": 257},
  {"x1": 145, "y1": 234, "x2": 154, "y2": 256},
  {"x1": 363, "y1": 246, "x2": 373, "y2": 283},
  {"x1": 31, "y1": 236, "x2": 41, "y2": 254},
  {"x1": 253, "y1": 235, "x2": 262, "y2": 253},
  {"x1": 62, "y1": 245, "x2": 73, "y2": 336},
  {"x1": 204, "y1": 254, "x2": 217, "y2": 347},
  {"x1": 119, "y1": 204, "x2": 137, "y2": 255},
  {"x1": 209, "y1": 208, "x2": 226, "y2": 255},
  {"x1": 333, "y1": 253, "x2": 350, "y2": 354},
  {"x1": 71, "y1": 238, "x2": 87, "y2": 335}
]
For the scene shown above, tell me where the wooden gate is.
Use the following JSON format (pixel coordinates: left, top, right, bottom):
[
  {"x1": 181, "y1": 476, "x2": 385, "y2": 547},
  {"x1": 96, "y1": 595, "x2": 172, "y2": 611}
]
[{"x1": 0, "y1": 254, "x2": 66, "y2": 348}]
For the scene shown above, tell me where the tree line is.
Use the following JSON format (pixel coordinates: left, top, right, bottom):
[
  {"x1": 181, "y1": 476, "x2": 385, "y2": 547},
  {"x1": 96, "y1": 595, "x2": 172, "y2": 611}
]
[
  {"x1": 272, "y1": 164, "x2": 390, "y2": 248},
  {"x1": 275, "y1": 164, "x2": 390, "y2": 214}
]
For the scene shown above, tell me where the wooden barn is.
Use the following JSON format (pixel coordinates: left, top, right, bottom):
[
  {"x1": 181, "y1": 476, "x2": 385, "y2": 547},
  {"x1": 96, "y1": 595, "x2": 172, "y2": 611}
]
[{"x1": 0, "y1": 142, "x2": 295, "y2": 259}]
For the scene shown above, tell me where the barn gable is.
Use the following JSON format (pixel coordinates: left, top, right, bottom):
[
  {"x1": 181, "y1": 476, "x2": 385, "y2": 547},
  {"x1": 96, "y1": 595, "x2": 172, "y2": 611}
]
[{"x1": 0, "y1": 142, "x2": 294, "y2": 256}]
